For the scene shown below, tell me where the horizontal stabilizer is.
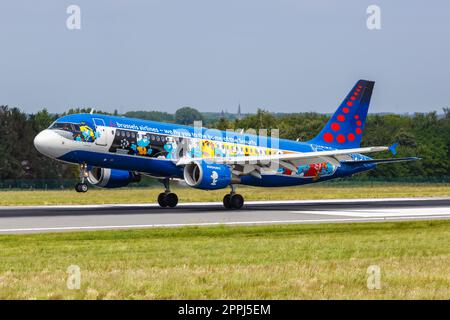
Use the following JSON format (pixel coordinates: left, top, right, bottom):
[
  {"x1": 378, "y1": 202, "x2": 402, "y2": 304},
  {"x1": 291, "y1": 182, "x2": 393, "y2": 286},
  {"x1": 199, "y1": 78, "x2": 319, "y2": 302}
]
[{"x1": 342, "y1": 157, "x2": 420, "y2": 165}]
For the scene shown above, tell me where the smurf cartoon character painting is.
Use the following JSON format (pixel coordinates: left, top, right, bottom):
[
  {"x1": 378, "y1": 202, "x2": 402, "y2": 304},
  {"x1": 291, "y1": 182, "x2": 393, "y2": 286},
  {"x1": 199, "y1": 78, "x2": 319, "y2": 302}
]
[
  {"x1": 131, "y1": 134, "x2": 153, "y2": 156},
  {"x1": 163, "y1": 137, "x2": 178, "y2": 159},
  {"x1": 77, "y1": 125, "x2": 95, "y2": 142}
]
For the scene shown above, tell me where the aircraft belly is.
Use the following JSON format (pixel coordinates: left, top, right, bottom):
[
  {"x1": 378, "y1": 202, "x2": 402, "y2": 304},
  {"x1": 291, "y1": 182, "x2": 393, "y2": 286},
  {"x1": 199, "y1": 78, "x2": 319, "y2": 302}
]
[
  {"x1": 58, "y1": 150, "x2": 183, "y2": 178},
  {"x1": 240, "y1": 174, "x2": 320, "y2": 187}
]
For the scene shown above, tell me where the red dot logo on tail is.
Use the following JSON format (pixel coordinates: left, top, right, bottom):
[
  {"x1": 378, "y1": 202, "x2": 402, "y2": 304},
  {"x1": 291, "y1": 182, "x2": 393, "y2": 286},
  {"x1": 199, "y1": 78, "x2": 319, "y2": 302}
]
[
  {"x1": 323, "y1": 132, "x2": 334, "y2": 142},
  {"x1": 337, "y1": 134, "x2": 346, "y2": 143},
  {"x1": 331, "y1": 123, "x2": 340, "y2": 131},
  {"x1": 347, "y1": 133, "x2": 355, "y2": 141}
]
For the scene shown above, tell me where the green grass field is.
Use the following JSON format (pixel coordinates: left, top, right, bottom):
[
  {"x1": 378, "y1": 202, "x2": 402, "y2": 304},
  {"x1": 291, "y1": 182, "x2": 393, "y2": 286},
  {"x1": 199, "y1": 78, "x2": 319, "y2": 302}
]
[
  {"x1": 0, "y1": 221, "x2": 449, "y2": 299},
  {"x1": 0, "y1": 183, "x2": 449, "y2": 206}
]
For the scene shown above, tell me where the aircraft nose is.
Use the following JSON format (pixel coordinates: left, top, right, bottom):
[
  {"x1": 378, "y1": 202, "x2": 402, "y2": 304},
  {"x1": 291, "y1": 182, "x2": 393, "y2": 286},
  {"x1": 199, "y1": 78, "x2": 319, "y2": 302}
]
[{"x1": 34, "y1": 129, "x2": 61, "y2": 158}]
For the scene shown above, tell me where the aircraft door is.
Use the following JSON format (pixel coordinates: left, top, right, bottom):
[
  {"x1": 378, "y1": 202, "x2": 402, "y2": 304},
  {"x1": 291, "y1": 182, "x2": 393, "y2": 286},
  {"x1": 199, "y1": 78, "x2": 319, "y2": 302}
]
[{"x1": 93, "y1": 118, "x2": 108, "y2": 146}]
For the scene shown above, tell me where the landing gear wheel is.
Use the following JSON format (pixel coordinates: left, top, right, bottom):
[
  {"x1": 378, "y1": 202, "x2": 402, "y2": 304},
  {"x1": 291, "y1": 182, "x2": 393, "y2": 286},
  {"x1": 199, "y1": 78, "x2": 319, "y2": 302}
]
[
  {"x1": 231, "y1": 194, "x2": 244, "y2": 209},
  {"x1": 75, "y1": 183, "x2": 88, "y2": 193},
  {"x1": 223, "y1": 194, "x2": 232, "y2": 209},
  {"x1": 165, "y1": 193, "x2": 178, "y2": 208},
  {"x1": 80, "y1": 183, "x2": 88, "y2": 193},
  {"x1": 158, "y1": 193, "x2": 168, "y2": 207},
  {"x1": 223, "y1": 193, "x2": 244, "y2": 209},
  {"x1": 158, "y1": 192, "x2": 179, "y2": 208},
  {"x1": 75, "y1": 163, "x2": 89, "y2": 193}
]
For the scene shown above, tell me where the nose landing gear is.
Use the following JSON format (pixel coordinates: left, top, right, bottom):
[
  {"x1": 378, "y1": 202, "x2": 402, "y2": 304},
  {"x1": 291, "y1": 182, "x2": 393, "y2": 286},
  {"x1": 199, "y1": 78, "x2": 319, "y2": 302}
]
[
  {"x1": 223, "y1": 185, "x2": 244, "y2": 209},
  {"x1": 157, "y1": 178, "x2": 178, "y2": 208},
  {"x1": 75, "y1": 163, "x2": 89, "y2": 193},
  {"x1": 75, "y1": 182, "x2": 88, "y2": 193}
]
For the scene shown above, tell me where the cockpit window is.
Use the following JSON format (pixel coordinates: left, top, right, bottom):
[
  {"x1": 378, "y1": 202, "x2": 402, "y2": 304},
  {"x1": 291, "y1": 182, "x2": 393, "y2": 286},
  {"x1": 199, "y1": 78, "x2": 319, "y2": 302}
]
[
  {"x1": 49, "y1": 122, "x2": 95, "y2": 143},
  {"x1": 49, "y1": 122, "x2": 78, "y2": 132}
]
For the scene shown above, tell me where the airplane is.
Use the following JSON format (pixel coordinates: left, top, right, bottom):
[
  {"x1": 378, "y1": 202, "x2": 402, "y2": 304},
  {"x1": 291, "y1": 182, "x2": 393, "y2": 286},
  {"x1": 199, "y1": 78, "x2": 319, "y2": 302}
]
[{"x1": 33, "y1": 80, "x2": 419, "y2": 209}]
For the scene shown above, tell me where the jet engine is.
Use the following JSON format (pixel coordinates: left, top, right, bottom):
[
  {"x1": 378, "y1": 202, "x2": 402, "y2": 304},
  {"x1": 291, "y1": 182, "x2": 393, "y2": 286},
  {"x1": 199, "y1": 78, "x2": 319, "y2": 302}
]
[
  {"x1": 87, "y1": 167, "x2": 141, "y2": 188},
  {"x1": 183, "y1": 161, "x2": 231, "y2": 190}
]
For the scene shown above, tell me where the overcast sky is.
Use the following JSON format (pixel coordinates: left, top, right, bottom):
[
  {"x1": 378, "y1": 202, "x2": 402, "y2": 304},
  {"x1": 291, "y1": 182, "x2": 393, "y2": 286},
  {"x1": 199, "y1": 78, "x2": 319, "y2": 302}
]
[{"x1": 0, "y1": 1, "x2": 449, "y2": 114}]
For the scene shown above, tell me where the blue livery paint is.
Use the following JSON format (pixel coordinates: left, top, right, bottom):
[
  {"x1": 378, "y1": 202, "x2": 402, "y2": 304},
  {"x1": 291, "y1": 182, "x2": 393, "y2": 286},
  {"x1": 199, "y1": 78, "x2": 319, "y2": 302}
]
[
  {"x1": 193, "y1": 162, "x2": 232, "y2": 190},
  {"x1": 240, "y1": 162, "x2": 375, "y2": 187},
  {"x1": 105, "y1": 169, "x2": 137, "y2": 188},
  {"x1": 33, "y1": 79, "x2": 417, "y2": 192},
  {"x1": 59, "y1": 150, "x2": 184, "y2": 178},
  {"x1": 52, "y1": 81, "x2": 380, "y2": 188}
]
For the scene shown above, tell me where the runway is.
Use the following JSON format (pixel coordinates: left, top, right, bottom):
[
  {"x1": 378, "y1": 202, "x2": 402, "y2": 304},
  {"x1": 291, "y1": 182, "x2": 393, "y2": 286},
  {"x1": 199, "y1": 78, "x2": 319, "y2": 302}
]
[{"x1": 0, "y1": 197, "x2": 449, "y2": 234}]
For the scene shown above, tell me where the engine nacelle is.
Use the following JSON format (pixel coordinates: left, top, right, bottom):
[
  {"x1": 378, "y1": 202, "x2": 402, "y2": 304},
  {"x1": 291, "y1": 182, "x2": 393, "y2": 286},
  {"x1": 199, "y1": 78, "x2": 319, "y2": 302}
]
[
  {"x1": 183, "y1": 161, "x2": 231, "y2": 190},
  {"x1": 87, "y1": 167, "x2": 140, "y2": 188}
]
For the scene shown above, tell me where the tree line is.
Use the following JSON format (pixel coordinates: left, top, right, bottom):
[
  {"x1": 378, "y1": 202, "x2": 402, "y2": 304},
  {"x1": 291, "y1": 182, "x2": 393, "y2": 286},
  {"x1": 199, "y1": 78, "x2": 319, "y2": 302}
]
[{"x1": 0, "y1": 105, "x2": 448, "y2": 187}]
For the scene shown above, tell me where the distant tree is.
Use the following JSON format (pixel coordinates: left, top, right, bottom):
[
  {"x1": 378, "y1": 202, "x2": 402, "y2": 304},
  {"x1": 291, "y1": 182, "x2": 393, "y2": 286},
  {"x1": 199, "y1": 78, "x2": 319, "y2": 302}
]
[
  {"x1": 235, "y1": 109, "x2": 279, "y2": 136},
  {"x1": 0, "y1": 105, "x2": 78, "y2": 182},
  {"x1": 175, "y1": 107, "x2": 203, "y2": 125},
  {"x1": 33, "y1": 108, "x2": 56, "y2": 131},
  {"x1": 215, "y1": 118, "x2": 232, "y2": 131},
  {"x1": 62, "y1": 108, "x2": 111, "y2": 115}
]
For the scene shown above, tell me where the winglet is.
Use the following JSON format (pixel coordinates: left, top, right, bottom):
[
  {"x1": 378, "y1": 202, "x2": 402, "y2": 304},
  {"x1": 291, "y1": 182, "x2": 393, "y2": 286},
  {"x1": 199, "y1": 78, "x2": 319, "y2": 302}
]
[{"x1": 389, "y1": 142, "x2": 398, "y2": 156}]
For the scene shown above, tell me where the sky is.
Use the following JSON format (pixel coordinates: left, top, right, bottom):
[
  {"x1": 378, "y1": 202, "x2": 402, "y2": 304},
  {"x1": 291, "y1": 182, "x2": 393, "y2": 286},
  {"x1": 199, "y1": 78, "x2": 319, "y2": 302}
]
[{"x1": 0, "y1": 1, "x2": 449, "y2": 115}]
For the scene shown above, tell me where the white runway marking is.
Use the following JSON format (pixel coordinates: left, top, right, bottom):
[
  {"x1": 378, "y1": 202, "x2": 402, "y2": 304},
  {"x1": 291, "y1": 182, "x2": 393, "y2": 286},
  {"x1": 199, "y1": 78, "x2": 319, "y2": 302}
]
[
  {"x1": 292, "y1": 207, "x2": 450, "y2": 218},
  {"x1": 1, "y1": 215, "x2": 450, "y2": 233},
  {"x1": 0, "y1": 197, "x2": 448, "y2": 234}
]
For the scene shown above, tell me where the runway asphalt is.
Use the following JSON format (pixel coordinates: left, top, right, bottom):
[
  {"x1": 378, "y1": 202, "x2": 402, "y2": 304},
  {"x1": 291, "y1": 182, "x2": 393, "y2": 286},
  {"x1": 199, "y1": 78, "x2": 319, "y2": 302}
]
[{"x1": 0, "y1": 197, "x2": 449, "y2": 234}]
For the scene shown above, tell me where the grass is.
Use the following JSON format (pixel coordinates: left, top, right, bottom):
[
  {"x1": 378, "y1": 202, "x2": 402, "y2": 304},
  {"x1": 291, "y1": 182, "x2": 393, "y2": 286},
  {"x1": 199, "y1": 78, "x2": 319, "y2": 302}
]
[
  {"x1": 0, "y1": 183, "x2": 449, "y2": 206},
  {"x1": 0, "y1": 221, "x2": 449, "y2": 299}
]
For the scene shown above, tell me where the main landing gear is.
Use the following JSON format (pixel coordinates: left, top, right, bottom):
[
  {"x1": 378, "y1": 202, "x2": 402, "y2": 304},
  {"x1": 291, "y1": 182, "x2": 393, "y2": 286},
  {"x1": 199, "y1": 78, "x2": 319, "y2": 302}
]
[
  {"x1": 157, "y1": 178, "x2": 178, "y2": 208},
  {"x1": 223, "y1": 185, "x2": 244, "y2": 210},
  {"x1": 75, "y1": 163, "x2": 89, "y2": 193}
]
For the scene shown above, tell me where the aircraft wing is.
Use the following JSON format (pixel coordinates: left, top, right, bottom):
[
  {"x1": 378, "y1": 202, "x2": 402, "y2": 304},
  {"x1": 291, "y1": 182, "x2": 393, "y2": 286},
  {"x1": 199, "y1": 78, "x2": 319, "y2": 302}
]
[{"x1": 176, "y1": 146, "x2": 389, "y2": 167}]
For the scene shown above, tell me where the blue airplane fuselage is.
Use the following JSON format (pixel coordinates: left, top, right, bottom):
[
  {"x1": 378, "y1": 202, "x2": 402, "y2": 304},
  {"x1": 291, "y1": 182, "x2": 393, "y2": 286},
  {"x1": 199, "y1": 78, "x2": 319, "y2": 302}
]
[{"x1": 34, "y1": 113, "x2": 375, "y2": 188}]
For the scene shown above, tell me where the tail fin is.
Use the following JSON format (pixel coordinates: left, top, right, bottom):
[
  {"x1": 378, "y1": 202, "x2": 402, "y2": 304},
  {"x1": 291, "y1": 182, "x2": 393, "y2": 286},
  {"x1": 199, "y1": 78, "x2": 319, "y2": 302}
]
[{"x1": 308, "y1": 80, "x2": 375, "y2": 149}]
